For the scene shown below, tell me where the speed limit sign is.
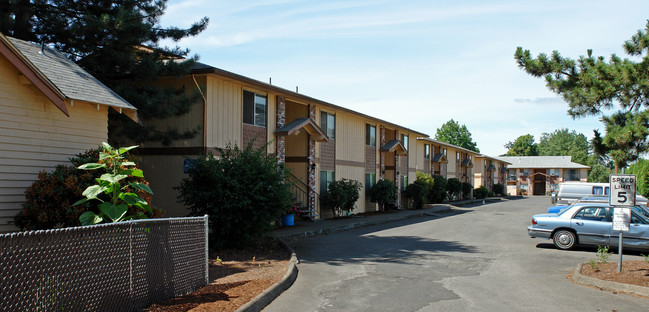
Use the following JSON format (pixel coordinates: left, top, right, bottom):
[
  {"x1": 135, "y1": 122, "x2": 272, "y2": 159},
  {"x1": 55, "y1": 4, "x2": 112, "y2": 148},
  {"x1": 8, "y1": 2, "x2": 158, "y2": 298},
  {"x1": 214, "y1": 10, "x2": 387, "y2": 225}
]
[{"x1": 609, "y1": 174, "x2": 636, "y2": 206}]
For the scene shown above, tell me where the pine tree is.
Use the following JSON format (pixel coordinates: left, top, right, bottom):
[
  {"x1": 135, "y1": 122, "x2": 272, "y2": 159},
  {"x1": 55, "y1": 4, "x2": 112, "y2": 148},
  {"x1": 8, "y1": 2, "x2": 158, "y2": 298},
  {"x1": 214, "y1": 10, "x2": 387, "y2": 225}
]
[
  {"x1": 515, "y1": 21, "x2": 649, "y2": 171},
  {"x1": 1, "y1": 0, "x2": 209, "y2": 145}
]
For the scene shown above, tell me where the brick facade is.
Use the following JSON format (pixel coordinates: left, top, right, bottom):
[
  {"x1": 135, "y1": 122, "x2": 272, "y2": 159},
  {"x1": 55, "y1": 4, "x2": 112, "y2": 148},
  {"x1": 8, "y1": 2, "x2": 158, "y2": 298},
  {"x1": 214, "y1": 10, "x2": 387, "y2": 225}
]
[{"x1": 242, "y1": 124, "x2": 267, "y2": 151}]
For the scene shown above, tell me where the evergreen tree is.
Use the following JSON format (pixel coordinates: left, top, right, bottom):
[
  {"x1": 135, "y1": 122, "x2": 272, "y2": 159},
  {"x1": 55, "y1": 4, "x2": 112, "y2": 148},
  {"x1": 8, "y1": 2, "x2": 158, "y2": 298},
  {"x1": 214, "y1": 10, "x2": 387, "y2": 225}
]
[
  {"x1": 434, "y1": 119, "x2": 480, "y2": 153},
  {"x1": 515, "y1": 21, "x2": 649, "y2": 171},
  {"x1": 503, "y1": 134, "x2": 538, "y2": 156},
  {"x1": 538, "y1": 128, "x2": 589, "y2": 165},
  {"x1": 1, "y1": 0, "x2": 209, "y2": 145}
]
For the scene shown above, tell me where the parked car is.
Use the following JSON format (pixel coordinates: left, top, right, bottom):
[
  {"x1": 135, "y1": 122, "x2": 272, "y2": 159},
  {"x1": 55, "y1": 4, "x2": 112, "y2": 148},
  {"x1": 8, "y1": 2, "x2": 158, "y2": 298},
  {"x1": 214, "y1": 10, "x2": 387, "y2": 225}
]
[
  {"x1": 554, "y1": 182, "x2": 648, "y2": 206},
  {"x1": 528, "y1": 203, "x2": 649, "y2": 250}
]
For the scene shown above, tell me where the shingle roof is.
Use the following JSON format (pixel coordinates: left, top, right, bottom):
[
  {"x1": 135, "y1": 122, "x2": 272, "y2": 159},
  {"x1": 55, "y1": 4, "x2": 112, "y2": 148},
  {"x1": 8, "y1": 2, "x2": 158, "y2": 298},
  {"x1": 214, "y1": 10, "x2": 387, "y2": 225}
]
[
  {"x1": 496, "y1": 156, "x2": 590, "y2": 169},
  {"x1": 6, "y1": 36, "x2": 137, "y2": 118}
]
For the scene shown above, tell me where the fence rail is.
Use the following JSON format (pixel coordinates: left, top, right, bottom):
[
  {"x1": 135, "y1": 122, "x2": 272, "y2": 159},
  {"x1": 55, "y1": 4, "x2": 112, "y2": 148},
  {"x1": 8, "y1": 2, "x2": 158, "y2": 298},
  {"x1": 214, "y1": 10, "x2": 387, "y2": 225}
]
[{"x1": 0, "y1": 215, "x2": 208, "y2": 312}]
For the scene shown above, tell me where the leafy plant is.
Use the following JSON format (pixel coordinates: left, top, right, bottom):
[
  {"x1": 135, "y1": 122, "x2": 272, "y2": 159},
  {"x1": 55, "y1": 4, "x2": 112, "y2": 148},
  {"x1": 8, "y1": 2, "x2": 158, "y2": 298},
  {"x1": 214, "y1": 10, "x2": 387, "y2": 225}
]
[
  {"x1": 369, "y1": 179, "x2": 398, "y2": 211},
  {"x1": 641, "y1": 254, "x2": 649, "y2": 263},
  {"x1": 321, "y1": 178, "x2": 362, "y2": 218},
  {"x1": 462, "y1": 182, "x2": 472, "y2": 199},
  {"x1": 589, "y1": 258, "x2": 600, "y2": 271},
  {"x1": 429, "y1": 175, "x2": 447, "y2": 203},
  {"x1": 74, "y1": 143, "x2": 154, "y2": 225},
  {"x1": 492, "y1": 184, "x2": 505, "y2": 196},
  {"x1": 446, "y1": 178, "x2": 461, "y2": 200},
  {"x1": 176, "y1": 143, "x2": 293, "y2": 249},
  {"x1": 474, "y1": 186, "x2": 489, "y2": 199},
  {"x1": 595, "y1": 245, "x2": 612, "y2": 264},
  {"x1": 404, "y1": 180, "x2": 428, "y2": 209}
]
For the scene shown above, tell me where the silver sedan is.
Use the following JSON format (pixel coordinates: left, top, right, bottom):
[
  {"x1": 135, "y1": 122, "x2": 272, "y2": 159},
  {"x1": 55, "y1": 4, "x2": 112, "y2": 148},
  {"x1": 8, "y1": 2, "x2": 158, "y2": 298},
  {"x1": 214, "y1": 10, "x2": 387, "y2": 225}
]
[{"x1": 528, "y1": 203, "x2": 649, "y2": 250}]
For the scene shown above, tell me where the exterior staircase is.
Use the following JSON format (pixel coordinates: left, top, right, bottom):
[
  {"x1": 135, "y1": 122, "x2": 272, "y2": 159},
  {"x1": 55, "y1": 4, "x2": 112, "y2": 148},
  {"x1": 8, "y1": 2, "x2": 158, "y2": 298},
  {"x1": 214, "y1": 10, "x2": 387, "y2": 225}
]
[{"x1": 287, "y1": 172, "x2": 319, "y2": 221}]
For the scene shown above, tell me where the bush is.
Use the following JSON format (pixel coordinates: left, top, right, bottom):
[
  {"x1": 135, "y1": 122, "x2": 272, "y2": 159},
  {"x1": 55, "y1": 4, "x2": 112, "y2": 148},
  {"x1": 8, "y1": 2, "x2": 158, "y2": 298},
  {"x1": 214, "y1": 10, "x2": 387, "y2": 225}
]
[
  {"x1": 369, "y1": 179, "x2": 398, "y2": 211},
  {"x1": 429, "y1": 175, "x2": 447, "y2": 203},
  {"x1": 404, "y1": 180, "x2": 428, "y2": 209},
  {"x1": 492, "y1": 184, "x2": 505, "y2": 196},
  {"x1": 14, "y1": 147, "x2": 158, "y2": 231},
  {"x1": 321, "y1": 178, "x2": 362, "y2": 218},
  {"x1": 462, "y1": 182, "x2": 472, "y2": 199},
  {"x1": 474, "y1": 186, "x2": 489, "y2": 199},
  {"x1": 176, "y1": 144, "x2": 293, "y2": 249},
  {"x1": 446, "y1": 178, "x2": 462, "y2": 200}
]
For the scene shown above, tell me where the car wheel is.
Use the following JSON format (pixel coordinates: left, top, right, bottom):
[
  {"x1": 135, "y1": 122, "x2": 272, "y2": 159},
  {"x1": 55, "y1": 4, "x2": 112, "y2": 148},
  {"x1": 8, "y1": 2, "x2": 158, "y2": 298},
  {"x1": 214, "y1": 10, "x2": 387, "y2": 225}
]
[{"x1": 553, "y1": 230, "x2": 576, "y2": 250}]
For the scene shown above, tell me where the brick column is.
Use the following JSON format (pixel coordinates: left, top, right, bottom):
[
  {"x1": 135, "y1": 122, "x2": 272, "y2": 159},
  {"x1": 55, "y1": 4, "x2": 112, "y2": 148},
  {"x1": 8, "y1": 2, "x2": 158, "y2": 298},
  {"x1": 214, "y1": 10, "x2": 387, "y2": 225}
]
[
  {"x1": 276, "y1": 96, "x2": 286, "y2": 164},
  {"x1": 379, "y1": 126, "x2": 385, "y2": 179},
  {"x1": 308, "y1": 104, "x2": 316, "y2": 215}
]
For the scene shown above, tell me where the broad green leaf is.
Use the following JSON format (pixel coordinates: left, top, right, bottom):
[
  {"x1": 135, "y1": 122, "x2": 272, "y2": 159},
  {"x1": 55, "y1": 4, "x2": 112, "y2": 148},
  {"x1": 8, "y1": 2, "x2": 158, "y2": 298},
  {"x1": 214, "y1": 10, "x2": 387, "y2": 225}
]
[
  {"x1": 72, "y1": 198, "x2": 90, "y2": 206},
  {"x1": 119, "y1": 192, "x2": 147, "y2": 205},
  {"x1": 129, "y1": 182, "x2": 153, "y2": 194},
  {"x1": 99, "y1": 151, "x2": 111, "y2": 161},
  {"x1": 82, "y1": 185, "x2": 107, "y2": 199},
  {"x1": 118, "y1": 146, "x2": 138, "y2": 155},
  {"x1": 79, "y1": 211, "x2": 102, "y2": 226},
  {"x1": 140, "y1": 204, "x2": 153, "y2": 214},
  {"x1": 101, "y1": 142, "x2": 112, "y2": 150},
  {"x1": 121, "y1": 161, "x2": 137, "y2": 167},
  {"x1": 122, "y1": 168, "x2": 143, "y2": 177},
  {"x1": 100, "y1": 202, "x2": 128, "y2": 222},
  {"x1": 78, "y1": 163, "x2": 105, "y2": 170},
  {"x1": 100, "y1": 173, "x2": 127, "y2": 184}
]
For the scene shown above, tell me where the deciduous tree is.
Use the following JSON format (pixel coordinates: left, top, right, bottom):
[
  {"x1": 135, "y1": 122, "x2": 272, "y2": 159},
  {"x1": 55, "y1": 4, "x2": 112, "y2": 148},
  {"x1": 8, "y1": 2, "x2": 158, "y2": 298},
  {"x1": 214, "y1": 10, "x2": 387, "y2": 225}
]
[
  {"x1": 504, "y1": 134, "x2": 538, "y2": 156},
  {"x1": 434, "y1": 119, "x2": 480, "y2": 153},
  {"x1": 538, "y1": 128, "x2": 589, "y2": 165}
]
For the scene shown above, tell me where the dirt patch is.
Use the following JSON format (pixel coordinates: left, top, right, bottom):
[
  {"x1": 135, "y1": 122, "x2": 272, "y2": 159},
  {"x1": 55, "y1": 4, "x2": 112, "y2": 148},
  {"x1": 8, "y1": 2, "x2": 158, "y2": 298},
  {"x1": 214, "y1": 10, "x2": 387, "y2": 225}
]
[
  {"x1": 142, "y1": 238, "x2": 291, "y2": 312},
  {"x1": 580, "y1": 260, "x2": 649, "y2": 288}
]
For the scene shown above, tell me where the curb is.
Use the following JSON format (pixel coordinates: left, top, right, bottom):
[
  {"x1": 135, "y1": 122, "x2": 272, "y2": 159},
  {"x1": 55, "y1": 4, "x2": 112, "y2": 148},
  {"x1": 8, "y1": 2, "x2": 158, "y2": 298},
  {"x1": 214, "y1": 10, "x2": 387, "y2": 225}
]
[
  {"x1": 236, "y1": 240, "x2": 299, "y2": 312},
  {"x1": 571, "y1": 263, "x2": 649, "y2": 298}
]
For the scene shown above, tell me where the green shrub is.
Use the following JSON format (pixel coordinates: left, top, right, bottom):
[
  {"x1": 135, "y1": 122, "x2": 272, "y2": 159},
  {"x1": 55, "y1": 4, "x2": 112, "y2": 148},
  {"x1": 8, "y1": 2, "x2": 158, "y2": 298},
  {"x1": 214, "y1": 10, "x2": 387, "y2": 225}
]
[
  {"x1": 492, "y1": 184, "x2": 505, "y2": 196},
  {"x1": 176, "y1": 144, "x2": 292, "y2": 249},
  {"x1": 474, "y1": 186, "x2": 489, "y2": 199},
  {"x1": 14, "y1": 147, "x2": 158, "y2": 231},
  {"x1": 429, "y1": 175, "x2": 447, "y2": 203},
  {"x1": 369, "y1": 179, "x2": 398, "y2": 211},
  {"x1": 446, "y1": 178, "x2": 461, "y2": 200},
  {"x1": 74, "y1": 143, "x2": 155, "y2": 225},
  {"x1": 321, "y1": 178, "x2": 362, "y2": 218},
  {"x1": 404, "y1": 180, "x2": 428, "y2": 209},
  {"x1": 462, "y1": 182, "x2": 472, "y2": 199}
]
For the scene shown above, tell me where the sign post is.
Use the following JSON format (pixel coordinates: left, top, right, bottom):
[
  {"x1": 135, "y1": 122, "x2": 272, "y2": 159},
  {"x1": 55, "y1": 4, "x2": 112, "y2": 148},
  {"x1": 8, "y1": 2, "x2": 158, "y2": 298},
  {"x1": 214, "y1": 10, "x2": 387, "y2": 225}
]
[{"x1": 609, "y1": 174, "x2": 636, "y2": 272}]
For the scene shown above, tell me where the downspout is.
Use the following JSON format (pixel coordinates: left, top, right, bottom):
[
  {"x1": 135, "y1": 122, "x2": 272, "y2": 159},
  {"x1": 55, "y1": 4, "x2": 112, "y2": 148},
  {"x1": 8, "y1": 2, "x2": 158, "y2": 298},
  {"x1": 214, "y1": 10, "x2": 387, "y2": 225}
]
[{"x1": 192, "y1": 74, "x2": 207, "y2": 153}]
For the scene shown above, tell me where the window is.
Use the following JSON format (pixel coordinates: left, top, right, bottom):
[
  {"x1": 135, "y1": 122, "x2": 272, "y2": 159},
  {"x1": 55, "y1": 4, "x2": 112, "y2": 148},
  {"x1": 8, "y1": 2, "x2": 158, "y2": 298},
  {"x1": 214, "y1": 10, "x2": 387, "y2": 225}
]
[
  {"x1": 456, "y1": 152, "x2": 460, "y2": 163},
  {"x1": 424, "y1": 145, "x2": 430, "y2": 159},
  {"x1": 574, "y1": 207, "x2": 606, "y2": 221},
  {"x1": 548, "y1": 168, "x2": 560, "y2": 176},
  {"x1": 321, "y1": 112, "x2": 335, "y2": 139},
  {"x1": 243, "y1": 90, "x2": 267, "y2": 126},
  {"x1": 592, "y1": 186, "x2": 604, "y2": 195},
  {"x1": 400, "y1": 134, "x2": 409, "y2": 150},
  {"x1": 443, "y1": 148, "x2": 447, "y2": 156},
  {"x1": 320, "y1": 170, "x2": 335, "y2": 193},
  {"x1": 401, "y1": 175, "x2": 408, "y2": 189},
  {"x1": 366, "y1": 124, "x2": 376, "y2": 146},
  {"x1": 507, "y1": 169, "x2": 517, "y2": 181},
  {"x1": 365, "y1": 173, "x2": 376, "y2": 194}
]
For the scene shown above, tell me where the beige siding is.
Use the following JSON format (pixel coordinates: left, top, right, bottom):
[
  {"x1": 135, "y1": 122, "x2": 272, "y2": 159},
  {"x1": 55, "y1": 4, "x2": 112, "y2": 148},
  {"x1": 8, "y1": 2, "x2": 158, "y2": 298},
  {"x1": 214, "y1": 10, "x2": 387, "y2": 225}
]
[
  {"x1": 334, "y1": 164, "x2": 366, "y2": 213},
  {"x1": 205, "y1": 76, "x2": 242, "y2": 148},
  {"x1": 336, "y1": 112, "x2": 364, "y2": 163},
  {"x1": 0, "y1": 57, "x2": 108, "y2": 232}
]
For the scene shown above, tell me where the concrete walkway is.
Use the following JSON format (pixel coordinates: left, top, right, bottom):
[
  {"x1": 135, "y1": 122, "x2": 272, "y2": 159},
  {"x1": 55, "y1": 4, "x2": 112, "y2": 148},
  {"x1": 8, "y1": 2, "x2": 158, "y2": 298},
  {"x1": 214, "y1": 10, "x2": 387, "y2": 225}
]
[{"x1": 273, "y1": 197, "x2": 515, "y2": 241}]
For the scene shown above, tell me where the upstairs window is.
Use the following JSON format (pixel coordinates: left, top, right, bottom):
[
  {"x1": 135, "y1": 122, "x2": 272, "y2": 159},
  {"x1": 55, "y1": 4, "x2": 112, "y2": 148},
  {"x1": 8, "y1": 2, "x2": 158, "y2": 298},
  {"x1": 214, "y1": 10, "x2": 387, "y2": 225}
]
[
  {"x1": 424, "y1": 145, "x2": 430, "y2": 159},
  {"x1": 400, "y1": 134, "x2": 409, "y2": 150},
  {"x1": 366, "y1": 124, "x2": 376, "y2": 146},
  {"x1": 243, "y1": 90, "x2": 267, "y2": 126},
  {"x1": 321, "y1": 111, "x2": 335, "y2": 139}
]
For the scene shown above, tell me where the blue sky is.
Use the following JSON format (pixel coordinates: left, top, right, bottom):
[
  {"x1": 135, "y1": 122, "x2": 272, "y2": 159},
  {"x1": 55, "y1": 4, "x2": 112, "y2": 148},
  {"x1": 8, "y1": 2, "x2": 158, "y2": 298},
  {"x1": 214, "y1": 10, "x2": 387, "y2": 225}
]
[{"x1": 162, "y1": 0, "x2": 649, "y2": 157}]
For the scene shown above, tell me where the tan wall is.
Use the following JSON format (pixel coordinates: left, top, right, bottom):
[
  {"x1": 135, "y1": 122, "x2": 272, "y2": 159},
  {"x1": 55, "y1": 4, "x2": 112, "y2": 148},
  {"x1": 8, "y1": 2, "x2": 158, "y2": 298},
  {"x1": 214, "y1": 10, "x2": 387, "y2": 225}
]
[
  {"x1": 0, "y1": 57, "x2": 109, "y2": 232},
  {"x1": 205, "y1": 76, "x2": 242, "y2": 148}
]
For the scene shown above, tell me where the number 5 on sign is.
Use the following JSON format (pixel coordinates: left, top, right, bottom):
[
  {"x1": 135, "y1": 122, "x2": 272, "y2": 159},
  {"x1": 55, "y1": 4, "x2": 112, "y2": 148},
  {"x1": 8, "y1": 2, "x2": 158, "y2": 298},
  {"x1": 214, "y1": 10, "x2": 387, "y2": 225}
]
[{"x1": 609, "y1": 174, "x2": 636, "y2": 207}]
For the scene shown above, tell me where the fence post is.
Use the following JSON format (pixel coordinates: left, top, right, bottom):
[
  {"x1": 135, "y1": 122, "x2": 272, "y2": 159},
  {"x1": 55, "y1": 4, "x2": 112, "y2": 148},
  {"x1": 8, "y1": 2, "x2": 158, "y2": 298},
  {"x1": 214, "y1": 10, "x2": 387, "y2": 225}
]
[{"x1": 204, "y1": 214, "x2": 209, "y2": 286}]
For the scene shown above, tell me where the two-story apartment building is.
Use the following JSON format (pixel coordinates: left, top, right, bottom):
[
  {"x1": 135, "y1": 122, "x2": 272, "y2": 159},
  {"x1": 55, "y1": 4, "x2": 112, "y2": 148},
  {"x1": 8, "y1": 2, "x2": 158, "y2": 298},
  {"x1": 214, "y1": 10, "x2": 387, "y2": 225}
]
[
  {"x1": 497, "y1": 156, "x2": 590, "y2": 196},
  {"x1": 416, "y1": 138, "x2": 480, "y2": 185},
  {"x1": 474, "y1": 155, "x2": 510, "y2": 191},
  {"x1": 131, "y1": 63, "x2": 428, "y2": 219}
]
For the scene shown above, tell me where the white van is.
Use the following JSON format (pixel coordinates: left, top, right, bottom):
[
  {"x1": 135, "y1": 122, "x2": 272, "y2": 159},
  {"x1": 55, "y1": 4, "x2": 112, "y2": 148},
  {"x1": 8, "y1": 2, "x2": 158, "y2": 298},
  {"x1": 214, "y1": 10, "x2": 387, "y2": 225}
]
[{"x1": 554, "y1": 182, "x2": 648, "y2": 206}]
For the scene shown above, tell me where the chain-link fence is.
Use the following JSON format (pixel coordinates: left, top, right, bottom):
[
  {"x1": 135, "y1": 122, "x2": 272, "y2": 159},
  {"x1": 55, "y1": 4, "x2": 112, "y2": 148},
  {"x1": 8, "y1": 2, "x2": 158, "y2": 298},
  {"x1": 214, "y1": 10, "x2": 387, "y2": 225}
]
[{"x1": 0, "y1": 215, "x2": 208, "y2": 311}]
